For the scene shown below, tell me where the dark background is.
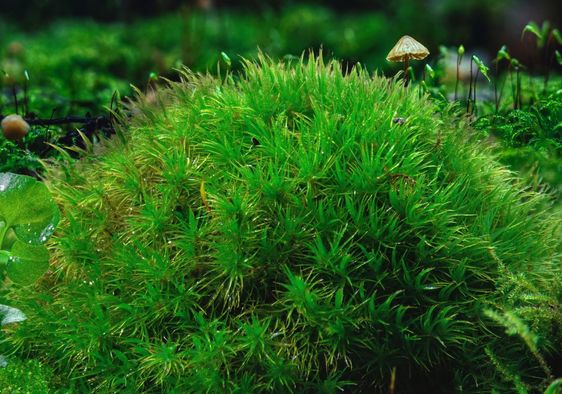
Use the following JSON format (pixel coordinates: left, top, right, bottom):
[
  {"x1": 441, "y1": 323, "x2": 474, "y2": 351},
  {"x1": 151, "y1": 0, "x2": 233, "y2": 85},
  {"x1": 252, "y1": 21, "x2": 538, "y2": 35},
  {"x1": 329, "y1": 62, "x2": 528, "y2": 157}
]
[{"x1": 2, "y1": 0, "x2": 561, "y2": 54}]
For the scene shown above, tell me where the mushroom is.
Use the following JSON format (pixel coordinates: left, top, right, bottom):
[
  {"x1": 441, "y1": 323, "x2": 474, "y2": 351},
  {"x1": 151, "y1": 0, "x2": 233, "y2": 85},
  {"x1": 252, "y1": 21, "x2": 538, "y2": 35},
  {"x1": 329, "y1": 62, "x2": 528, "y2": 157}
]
[
  {"x1": 386, "y1": 35, "x2": 429, "y2": 86},
  {"x1": 1, "y1": 114, "x2": 30, "y2": 141}
]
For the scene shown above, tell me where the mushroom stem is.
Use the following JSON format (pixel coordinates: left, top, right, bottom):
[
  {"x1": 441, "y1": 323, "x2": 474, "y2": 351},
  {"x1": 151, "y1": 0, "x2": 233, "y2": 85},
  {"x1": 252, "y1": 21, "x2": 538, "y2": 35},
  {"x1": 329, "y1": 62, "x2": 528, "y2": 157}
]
[{"x1": 404, "y1": 57, "x2": 409, "y2": 87}]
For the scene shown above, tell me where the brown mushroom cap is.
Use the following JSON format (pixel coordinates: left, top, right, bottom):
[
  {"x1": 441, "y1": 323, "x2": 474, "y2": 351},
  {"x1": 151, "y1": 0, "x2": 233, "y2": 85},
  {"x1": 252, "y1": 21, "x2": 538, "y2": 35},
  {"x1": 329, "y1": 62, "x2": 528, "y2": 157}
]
[
  {"x1": 1, "y1": 114, "x2": 30, "y2": 141},
  {"x1": 386, "y1": 35, "x2": 429, "y2": 62}
]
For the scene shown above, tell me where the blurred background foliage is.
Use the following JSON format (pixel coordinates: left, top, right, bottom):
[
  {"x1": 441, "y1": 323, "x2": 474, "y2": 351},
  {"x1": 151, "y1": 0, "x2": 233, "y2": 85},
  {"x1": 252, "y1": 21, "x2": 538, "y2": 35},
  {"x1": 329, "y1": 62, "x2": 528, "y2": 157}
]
[
  {"x1": 0, "y1": 0, "x2": 560, "y2": 190},
  {"x1": 1, "y1": 0, "x2": 561, "y2": 108},
  {"x1": 0, "y1": 0, "x2": 559, "y2": 118}
]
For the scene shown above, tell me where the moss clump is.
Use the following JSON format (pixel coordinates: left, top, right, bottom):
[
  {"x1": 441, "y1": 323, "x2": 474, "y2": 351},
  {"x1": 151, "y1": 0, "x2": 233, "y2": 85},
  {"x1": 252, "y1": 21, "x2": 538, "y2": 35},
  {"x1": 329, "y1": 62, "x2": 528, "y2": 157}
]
[
  {"x1": 474, "y1": 91, "x2": 562, "y2": 206},
  {"x1": 0, "y1": 358, "x2": 65, "y2": 394},
  {"x1": 6, "y1": 56, "x2": 562, "y2": 393}
]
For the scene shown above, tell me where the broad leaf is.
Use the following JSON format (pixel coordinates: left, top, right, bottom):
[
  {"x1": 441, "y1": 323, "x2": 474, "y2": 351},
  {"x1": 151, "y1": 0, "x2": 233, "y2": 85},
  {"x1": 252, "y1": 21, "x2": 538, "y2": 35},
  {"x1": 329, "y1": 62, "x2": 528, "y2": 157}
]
[
  {"x1": 544, "y1": 379, "x2": 562, "y2": 394},
  {"x1": 6, "y1": 241, "x2": 50, "y2": 285},
  {"x1": 0, "y1": 250, "x2": 9, "y2": 265},
  {"x1": 0, "y1": 173, "x2": 60, "y2": 245}
]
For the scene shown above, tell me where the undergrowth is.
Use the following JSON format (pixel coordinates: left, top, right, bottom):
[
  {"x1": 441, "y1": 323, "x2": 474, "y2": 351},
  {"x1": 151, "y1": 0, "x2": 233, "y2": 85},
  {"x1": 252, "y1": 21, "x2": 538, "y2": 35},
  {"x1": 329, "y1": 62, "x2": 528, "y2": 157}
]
[
  {"x1": 474, "y1": 89, "x2": 562, "y2": 206},
  {"x1": 0, "y1": 357, "x2": 68, "y2": 394},
  {"x1": 4, "y1": 55, "x2": 562, "y2": 393}
]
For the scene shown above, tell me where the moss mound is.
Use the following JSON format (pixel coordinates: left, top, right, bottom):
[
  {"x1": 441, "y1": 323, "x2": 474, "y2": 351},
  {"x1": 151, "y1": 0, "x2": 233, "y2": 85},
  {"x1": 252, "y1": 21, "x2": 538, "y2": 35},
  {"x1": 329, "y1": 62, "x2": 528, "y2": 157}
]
[
  {"x1": 0, "y1": 358, "x2": 64, "y2": 394},
  {"x1": 6, "y1": 56, "x2": 562, "y2": 392}
]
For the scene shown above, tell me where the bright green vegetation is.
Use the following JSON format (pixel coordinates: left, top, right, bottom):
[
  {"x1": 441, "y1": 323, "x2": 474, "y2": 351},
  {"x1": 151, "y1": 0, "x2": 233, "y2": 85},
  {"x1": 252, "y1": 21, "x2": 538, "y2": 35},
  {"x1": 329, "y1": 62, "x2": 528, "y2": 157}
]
[
  {"x1": 423, "y1": 42, "x2": 562, "y2": 208},
  {"x1": 474, "y1": 89, "x2": 562, "y2": 206},
  {"x1": 0, "y1": 358, "x2": 59, "y2": 394},
  {"x1": 0, "y1": 7, "x2": 393, "y2": 176},
  {"x1": 0, "y1": 6, "x2": 396, "y2": 116},
  {"x1": 4, "y1": 57, "x2": 561, "y2": 392}
]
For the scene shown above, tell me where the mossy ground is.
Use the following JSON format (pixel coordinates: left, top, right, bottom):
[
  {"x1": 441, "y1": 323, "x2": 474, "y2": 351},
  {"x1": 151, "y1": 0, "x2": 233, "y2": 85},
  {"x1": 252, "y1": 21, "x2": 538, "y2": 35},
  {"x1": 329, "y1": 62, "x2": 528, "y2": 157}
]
[
  {"x1": 0, "y1": 357, "x2": 69, "y2": 394},
  {"x1": 3, "y1": 56, "x2": 561, "y2": 393}
]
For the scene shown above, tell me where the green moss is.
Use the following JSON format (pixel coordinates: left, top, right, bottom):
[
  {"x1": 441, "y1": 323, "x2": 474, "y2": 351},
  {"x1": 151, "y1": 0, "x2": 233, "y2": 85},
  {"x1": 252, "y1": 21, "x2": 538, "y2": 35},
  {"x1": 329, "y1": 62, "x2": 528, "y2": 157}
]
[
  {"x1": 6, "y1": 56, "x2": 562, "y2": 393},
  {"x1": 474, "y1": 90, "x2": 562, "y2": 206},
  {"x1": 0, "y1": 358, "x2": 62, "y2": 394}
]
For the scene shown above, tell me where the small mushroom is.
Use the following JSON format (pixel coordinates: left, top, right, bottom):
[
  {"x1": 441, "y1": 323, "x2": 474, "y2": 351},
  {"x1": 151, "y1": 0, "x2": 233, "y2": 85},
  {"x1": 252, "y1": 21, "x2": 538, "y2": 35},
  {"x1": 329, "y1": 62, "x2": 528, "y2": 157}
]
[
  {"x1": 1, "y1": 114, "x2": 30, "y2": 141},
  {"x1": 386, "y1": 35, "x2": 429, "y2": 86}
]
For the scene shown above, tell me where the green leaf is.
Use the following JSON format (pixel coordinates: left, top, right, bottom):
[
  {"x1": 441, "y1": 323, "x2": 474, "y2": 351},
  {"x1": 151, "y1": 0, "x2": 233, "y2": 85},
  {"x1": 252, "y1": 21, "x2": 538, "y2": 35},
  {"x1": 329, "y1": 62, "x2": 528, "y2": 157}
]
[
  {"x1": 0, "y1": 250, "x2": 9, "y2": 265},
  {"x1": 6, "y1": 241, "x2": 50, "y2": 285},
  {"x1": 544, "y1": 379, "x2": 562, "y2": 394},
  {"x1": 457, "y1": 45, "x2": 465, "y2": 56},
  {"x1": 0, "y1": 173, "x2": 60, "y2": 245},
  {"x1": 472, "y1": 55, "x2": 491, "y2": 82}
]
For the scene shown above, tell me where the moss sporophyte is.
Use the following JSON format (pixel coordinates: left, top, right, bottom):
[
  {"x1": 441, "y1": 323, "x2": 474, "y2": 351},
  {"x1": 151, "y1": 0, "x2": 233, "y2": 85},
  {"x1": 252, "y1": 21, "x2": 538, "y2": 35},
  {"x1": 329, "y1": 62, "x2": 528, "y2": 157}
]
[{"x1": 3, "y1": 56, "x2": 562, "y2": 393}]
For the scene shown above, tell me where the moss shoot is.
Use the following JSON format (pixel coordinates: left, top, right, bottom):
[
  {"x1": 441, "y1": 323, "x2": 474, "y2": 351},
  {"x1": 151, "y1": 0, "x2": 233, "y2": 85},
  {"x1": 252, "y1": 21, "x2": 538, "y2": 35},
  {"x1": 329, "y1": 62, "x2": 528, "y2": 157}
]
[{"x1": 6, "y1": 55, "x2": 562, "y2": 393}]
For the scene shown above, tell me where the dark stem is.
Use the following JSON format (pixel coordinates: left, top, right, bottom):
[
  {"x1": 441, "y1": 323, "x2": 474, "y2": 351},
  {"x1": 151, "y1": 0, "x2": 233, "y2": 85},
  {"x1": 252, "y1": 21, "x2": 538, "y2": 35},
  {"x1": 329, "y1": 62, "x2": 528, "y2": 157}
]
[
  {"x1": 455, "y1": 54, "x2": 462, "y2": 101},
  {"x1": 24, "y1": 78, "x2": 30, "y2": 117},
  {"x1": 12, "y1": 85, "x2": 18, "y2": 114},
  {"x1": 499, "y1": 64, "x2": 510, "y2": 111},
  {"x1": 403, "y1": 57, "x2": 410, "y2": 87},
  {"x1": 467, "y1": 59, "x2": 473, "y2": 113},
  {"x1": 516, "y1": 68, "x2": 522, "y2": 109},
  {"x1": 494, "y1": 62, "x2": 499, "y2": 113},
  {"x1": 543, "y1": 34, "x2": 554, "y2": 95},
  {"x1": 528, "y1": 45, "x2": 534, "y2": 105},
  {"x1": 472, "y1": 71, "x2": 479, "y2": 116}
]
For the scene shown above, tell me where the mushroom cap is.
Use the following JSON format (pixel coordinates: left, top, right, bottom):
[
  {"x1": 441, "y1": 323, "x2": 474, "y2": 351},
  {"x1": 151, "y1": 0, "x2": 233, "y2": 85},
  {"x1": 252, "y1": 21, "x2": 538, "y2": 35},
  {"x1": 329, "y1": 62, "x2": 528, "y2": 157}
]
[
  {"x1": 1, "y1": 114, "x2": 30, "y2": 141},
  {"x1": 386, "y1": 35, "x2": 430, "y2": 62}
]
